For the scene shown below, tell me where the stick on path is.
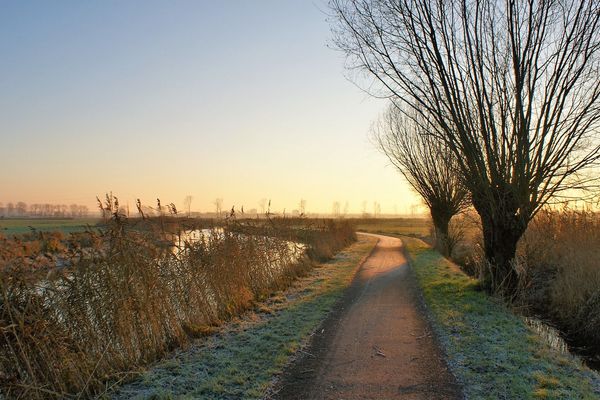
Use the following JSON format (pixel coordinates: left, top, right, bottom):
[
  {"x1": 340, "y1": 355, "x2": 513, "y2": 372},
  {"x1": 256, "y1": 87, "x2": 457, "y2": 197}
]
[{"x1": 274, "y1": 233, "x2": 462, "y2": 400}]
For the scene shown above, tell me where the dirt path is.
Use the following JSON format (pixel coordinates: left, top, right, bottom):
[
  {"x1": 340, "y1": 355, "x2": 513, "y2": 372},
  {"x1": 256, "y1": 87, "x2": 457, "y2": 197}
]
[{"x1": 273, "y1": 233, "x2": 462, "y2": 400}]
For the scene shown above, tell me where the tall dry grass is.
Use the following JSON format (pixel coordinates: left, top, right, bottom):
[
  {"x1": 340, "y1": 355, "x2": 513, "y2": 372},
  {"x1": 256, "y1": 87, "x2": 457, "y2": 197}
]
[
  {"x1": 447, "y1": 207, "x2": 600, "y2": 362},
  {"x1": 518, "y1": 208, "x2": 600, "y2": 354},
  {"x1": 0, "y1": 199, "x2": 355, "y2": 399}
]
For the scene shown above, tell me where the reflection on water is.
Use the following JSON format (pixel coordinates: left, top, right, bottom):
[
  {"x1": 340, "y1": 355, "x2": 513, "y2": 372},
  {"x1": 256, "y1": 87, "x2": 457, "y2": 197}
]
[
  {"x1": 168, "y1": 228, "x2": 306, "y2": 260},
  {"x1": 168, "y1": 228, "x2": 223, "y2": 250},
  {"x1": 524, "y1": 317, "x2": 600, "y2": 371},
  {"x1": 32, "y1": 227, "x2": 309, "y2": 346},
  {"x1": 524, "y1": 317, "x2": 570, "y2": 355}
]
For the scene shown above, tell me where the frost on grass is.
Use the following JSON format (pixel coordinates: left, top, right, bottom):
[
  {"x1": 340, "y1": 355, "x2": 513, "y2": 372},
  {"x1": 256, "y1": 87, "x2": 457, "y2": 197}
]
[
  {"x1": 110, "y1": 236, "x2": 377, "y2": 400},
  {"x1": 403, "y1": 236, "x2": 600, "y2": 400}
]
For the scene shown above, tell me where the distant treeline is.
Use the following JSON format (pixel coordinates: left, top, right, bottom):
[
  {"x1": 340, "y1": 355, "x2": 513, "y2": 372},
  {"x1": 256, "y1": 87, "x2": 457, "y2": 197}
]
[{"x1": 0, "y1": 202, "x2": 89, "y2": 218}]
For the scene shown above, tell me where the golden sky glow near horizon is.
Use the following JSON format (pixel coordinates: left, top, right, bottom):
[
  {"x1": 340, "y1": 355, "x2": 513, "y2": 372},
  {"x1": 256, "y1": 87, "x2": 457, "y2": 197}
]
[{"x1": 0, "y1": 1, "x2": 422, "y2": 215}]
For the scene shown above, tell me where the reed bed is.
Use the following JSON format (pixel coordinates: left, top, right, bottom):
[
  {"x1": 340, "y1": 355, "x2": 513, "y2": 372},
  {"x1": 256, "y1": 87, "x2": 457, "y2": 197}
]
[
  {"x1": 0, "y1": 205, "x2": 355, "y2": 398},
  {"x1": 518, "y1": 208, "x2": 600, "y2": 360},
  {"x1": 444, "y1": 208, "x2": 600, "y2": 365}
]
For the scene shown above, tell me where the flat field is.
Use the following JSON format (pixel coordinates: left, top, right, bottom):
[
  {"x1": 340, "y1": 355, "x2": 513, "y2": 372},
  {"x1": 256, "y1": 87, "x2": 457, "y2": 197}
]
[
  {"x1": 0, "y1": 218, "x2": 101, "y2": 235},
  {"x1": 353, "y1": 217, "x2": 431, "y2": 238}
]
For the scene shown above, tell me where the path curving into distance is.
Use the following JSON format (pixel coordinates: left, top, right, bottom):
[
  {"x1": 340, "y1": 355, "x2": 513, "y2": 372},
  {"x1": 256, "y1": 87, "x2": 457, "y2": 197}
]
[{"x1": 273, "y1": 233, "x2": 462, "y2": 400}]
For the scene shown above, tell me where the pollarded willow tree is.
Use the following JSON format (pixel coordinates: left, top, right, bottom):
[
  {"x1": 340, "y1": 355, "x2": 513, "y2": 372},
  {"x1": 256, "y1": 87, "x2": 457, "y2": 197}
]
[
  {"x1": 373, "y1": 105, "x2": 469, "y2": 256},
  {"x1": 331, "y1": 0, "x2": 600, "y2": 293}
]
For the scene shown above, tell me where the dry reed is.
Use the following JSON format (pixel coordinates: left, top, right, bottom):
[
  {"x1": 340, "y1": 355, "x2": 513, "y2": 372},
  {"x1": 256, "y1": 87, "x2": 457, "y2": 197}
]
[
  {"x1": 448, "y1": 207, "x2": 600, "y2": 362},
  {"x1": 0, "y1": 198, "x2": 355, "y2": 398},
  {"x1": 519, "y1": 208, "x2": 600, "y2": 352}
]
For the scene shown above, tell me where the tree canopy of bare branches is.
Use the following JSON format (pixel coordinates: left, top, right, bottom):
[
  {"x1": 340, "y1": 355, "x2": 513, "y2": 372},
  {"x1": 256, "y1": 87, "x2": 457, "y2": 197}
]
[
  {"x1": 331, "y1": 0, "x2": 600, "y2": 293},
  {"x1": 373, "y1": 105, "x2": 469, "y2": 255}
]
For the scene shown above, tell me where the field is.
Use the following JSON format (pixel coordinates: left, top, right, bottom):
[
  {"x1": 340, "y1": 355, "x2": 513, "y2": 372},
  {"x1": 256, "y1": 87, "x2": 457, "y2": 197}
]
[
  {"x1": 0, "y1": 218, "x2": 101, "y2": 235},
  {"x1": 354, "y1": 217, "x2": 431, "y2": 237},
  {"x1": 0, "y1": 215, "x2": 430, "y2": 240}
]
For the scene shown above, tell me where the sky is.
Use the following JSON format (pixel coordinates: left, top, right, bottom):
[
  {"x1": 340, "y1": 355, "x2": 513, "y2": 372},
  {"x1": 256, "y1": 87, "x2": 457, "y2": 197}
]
[{"x1": 0, "y1": 0, "x2": 421, "y2": 215}]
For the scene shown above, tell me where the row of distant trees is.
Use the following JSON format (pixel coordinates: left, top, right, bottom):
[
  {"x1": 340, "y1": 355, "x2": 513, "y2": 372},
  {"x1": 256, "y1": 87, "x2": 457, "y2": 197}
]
[
  {"x1": 97, "y1": 196, "x2": 403, "y2": 219},
  {"x1": 332, "y1": 201, "x2": 384, "y2": 218},
  {"x1": 213, "y1": 197, "x2": 393, "y2": 218},
  {"x1": 0, "y1": 202, "x2": 89, "y2": 218}
]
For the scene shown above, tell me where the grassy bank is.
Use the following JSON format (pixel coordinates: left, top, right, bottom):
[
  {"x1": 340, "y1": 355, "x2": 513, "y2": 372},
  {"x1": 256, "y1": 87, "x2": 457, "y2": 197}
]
[
  {"x1": 110, "y1": 235, "x2": 378, "y2": 399},
  {"x1": 402, "y1": 236, "x2": 600, "y2": 399}
]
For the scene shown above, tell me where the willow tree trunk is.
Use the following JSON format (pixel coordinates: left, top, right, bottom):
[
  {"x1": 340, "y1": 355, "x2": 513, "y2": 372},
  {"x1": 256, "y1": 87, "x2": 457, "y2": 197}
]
[
  {"x1": 430, "y1": 207, "x2": 453, "y2": 257},
  {"x1": 474, "y1": 199, "x2": 528, "y2": 295}
]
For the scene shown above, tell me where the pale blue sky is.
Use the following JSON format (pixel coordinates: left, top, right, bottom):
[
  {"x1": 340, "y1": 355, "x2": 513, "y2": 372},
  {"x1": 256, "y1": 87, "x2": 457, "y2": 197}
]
[{"x1": 0, "y1": 1, "x2": 420, "y2": 214}]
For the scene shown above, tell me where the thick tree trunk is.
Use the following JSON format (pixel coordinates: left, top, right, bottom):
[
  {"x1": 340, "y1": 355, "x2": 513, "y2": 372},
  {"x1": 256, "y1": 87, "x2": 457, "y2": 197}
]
[
  {"x1": 476, "y1": 207, "x2": 527, "y2": 295},
  {"x1": 430, "y1": 208, "x2": 452, "y2": 257}
]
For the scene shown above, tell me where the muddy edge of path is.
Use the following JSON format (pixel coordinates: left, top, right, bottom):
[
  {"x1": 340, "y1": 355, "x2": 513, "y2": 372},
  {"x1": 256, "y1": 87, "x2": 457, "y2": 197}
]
[{"x1": 271, "y1": 233, "x2": 462, "y2": 400}]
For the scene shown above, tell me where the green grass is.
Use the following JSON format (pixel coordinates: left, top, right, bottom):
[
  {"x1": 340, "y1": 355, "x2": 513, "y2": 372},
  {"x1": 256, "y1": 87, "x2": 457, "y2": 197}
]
[
  {"x1": 354, "y1": 217, "x2": 430, "y2": 238},
  {"x1": 109, "y1": 235, "x2": 378, "y2": 400},
  {"x1": 0, "y1": 218, "x2": 100, "y2": 235},
  {"x1": 402, "y1": 236, "x2": 600, "y2": 399}
]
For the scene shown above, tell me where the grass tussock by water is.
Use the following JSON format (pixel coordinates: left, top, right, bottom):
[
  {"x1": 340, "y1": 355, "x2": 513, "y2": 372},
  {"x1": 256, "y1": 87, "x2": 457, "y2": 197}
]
[{"x1": 0, "y1": 199, "x2": 356, "y2": 399}]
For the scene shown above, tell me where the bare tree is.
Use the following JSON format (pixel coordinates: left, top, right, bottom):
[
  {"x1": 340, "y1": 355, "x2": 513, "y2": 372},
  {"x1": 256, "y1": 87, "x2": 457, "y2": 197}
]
[
  {"x1": 332, "y1": 201, "x2": 341, "y2": 217},
  {"x1": 410, "y1": 204, "x2": 419, "y2": 216},
  {"x1": 266, "y1": 199, "x2": 272, "y2": 217},
  {"x1": 331, "y1": 0, "x2": 600, "y2": 293},
  {"x1": 298, "y1": 199, "x2": 307, "y2": 216},
  {"x1": 372, "y1": 201, "x2": 381, "y2": 218},
  {"x1": 183, "y1": 195, "x2": 193, "y2": 217},
  {"x1": 15, "y1": 202, "x2": 27, "y2": 217},
  {"x1": 373, "y1": 105, "x2": 468, "y2": 254},
  {"x1": 361, "y1": 200, "x2": 368, "y2": 217},
  {"x1": 214, "y1": 198, "x2": 223, "y2": 218},
  {"x1": 258, "y1": 198, "x2": 267, "y2": 215}
]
